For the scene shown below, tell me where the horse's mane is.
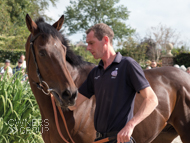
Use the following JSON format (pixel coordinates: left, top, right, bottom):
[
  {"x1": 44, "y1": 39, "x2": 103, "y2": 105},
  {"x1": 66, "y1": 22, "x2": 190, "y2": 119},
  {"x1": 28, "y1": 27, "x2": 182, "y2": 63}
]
[{"x1": 35, "y1": 17, "x2": 87, "y2": 67}]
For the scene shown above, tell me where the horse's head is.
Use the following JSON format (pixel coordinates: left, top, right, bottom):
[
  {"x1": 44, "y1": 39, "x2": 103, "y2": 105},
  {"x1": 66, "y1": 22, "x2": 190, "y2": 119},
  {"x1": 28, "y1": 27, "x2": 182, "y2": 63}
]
[{"x1": 25, "y1": 14, "x2": 78, "y2": 109}]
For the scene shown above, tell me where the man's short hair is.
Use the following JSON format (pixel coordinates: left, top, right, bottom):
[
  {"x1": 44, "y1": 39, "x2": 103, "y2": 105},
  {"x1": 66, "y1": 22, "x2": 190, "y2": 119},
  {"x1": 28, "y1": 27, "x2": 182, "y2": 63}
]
[
  {"x1": 5, "y1": 59, "x2": 10, "y2": 63},
  {"x1": 86, "y1": 23, "x2": 114, "y2": 45},
  {"x1": 18, "y1": 59, "x2": 23, "y2": 63}
]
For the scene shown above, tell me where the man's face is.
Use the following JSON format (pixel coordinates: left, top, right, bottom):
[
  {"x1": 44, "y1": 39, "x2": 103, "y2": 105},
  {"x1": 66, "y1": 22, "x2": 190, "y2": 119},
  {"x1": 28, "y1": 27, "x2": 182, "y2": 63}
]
[
  {"x1": 18, "y1": 62, "x2": 22, "y2": 67},
  {"x1": 5, "y1": 62, "x2": 10, "y2": 67},
  {"x1": 151, "y1": 62, "x2": 157, "y2": 68},
  {"x1": 86, "y1": 31, "x2": 105, "y2": 59},
  {"x1": 20, "y1": 55, "x2": 25, "y2": 61}
]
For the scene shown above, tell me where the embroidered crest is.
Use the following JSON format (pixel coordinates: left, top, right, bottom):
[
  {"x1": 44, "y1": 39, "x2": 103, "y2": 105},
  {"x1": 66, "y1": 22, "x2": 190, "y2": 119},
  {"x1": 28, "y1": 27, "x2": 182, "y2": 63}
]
[
  {"x1": 94, "y1": 75, "x2": 100, "y2": 79},
  {"x1": 111, "y1": 68, "x2": 118, "y2": 78}
]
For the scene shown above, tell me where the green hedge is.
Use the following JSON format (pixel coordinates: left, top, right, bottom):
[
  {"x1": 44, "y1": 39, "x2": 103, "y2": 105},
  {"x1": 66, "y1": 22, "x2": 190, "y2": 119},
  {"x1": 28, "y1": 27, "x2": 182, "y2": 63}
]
[
  {"x1": 174, "y1": 53, "x2": 190, "y2": 67},
  {"x1": 0, "y1": 50, "x2": 25, "y2": 65}
]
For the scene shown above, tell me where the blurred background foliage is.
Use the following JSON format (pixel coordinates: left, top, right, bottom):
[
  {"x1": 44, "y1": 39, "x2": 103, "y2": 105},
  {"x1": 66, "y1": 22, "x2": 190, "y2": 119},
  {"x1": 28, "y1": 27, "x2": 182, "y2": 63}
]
[
  {"x1": 0, "y1": 0, "x2": 189, "y2": 67},
  {"x1": 0, "y1": 72, "x2": 43, "y2": 143},
  {"x1": 174, "y1": 53, "x2": 190, "y2": 67},
  {"x1": 0, "y1": 0, "x2": 58, "y2": 51}
]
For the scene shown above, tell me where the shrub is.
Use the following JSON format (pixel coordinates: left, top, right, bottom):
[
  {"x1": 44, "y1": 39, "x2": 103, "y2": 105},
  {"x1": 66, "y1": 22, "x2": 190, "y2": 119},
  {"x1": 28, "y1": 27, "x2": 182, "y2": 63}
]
[
  {"x1": 0, "y1": 71, "x2": 43, "y2": 143},
  {"x1": 174, "y1": 53, "x2": 190, "y2": 67},
  {"x1": 0, "y1": 49, "x2": 25, "y2": 65}
]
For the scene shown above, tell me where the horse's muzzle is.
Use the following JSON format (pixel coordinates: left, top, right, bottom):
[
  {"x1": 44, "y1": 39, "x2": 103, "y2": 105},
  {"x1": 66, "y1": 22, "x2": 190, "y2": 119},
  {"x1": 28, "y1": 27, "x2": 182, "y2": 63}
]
[{"x1": 61, "y1": 89, "x2": 78, "y2": 106}]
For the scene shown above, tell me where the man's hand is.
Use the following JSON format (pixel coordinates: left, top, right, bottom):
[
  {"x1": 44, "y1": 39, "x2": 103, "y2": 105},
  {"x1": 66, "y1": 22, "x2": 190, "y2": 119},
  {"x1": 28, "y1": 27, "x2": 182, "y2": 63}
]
[
  {"x1": 68, "y1": 105, "x2": 76, "y2": 111},
  {"x1": 117, "y1": 121, "x2": 134, "y2": 143},
  {"x1": 68, "y1": 93, "x2": 88, "y2": 111},
  {"x1": 117, "y1": 86, "x2": 158, "y2": 143}
]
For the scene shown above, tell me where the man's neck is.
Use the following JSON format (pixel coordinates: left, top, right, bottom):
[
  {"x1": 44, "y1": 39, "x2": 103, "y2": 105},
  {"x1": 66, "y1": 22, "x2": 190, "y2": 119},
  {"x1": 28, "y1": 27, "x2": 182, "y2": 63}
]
[{"x1": 102, "y1": 49, "x2": 116, "y2": 70}]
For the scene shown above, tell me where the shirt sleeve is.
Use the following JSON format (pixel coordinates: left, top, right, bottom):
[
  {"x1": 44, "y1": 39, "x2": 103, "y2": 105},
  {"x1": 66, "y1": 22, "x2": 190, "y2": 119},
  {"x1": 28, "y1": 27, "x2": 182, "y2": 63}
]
[
  {"x1": 0, "y1": 67, "x2": 3, "y2": 73},
  {"x1": 78, "y1": 68, "x2": 95, "y2": 99},
  {"x1": 127, "y1": 59, "x2": 150, "y2": 93}
]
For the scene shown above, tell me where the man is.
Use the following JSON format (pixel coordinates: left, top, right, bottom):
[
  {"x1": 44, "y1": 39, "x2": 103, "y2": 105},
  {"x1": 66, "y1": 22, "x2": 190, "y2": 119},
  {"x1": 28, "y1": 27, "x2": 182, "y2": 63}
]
[
  {"x1": 150, "y1": 61, "x2": 157, "y2": 68},
  {"x1": 0, "y1": 59, "x2": 13, "y2": 76},
  {"x1": 69, "y1": 23, "x2": 158, "y2": 143},
  {"x1": 13, "y1": 59, "x2": 23, "y2": 74},
  {"x1": 186, "y1": 67, "x2": 190, "y2": 74},
  {"x1": 20, "y1": 54, "x2": 26, "y2": 68}
]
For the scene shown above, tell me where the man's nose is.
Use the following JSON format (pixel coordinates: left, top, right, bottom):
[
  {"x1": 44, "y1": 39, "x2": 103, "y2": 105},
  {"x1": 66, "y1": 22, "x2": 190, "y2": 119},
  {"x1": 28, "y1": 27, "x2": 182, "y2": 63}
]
[{"x1": 86, "y1": 45, "x2": 91, "y2": 51}]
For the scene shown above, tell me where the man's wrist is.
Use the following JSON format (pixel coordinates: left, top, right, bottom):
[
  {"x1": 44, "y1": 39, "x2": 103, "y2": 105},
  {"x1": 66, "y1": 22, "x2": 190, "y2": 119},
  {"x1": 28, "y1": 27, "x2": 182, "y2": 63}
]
[
  {"x1": 126, "y1": 120, "x2": 136, "y2": 129},
  {"x1": 68, "y1": 106, "x2": 76, "y2": 111}
]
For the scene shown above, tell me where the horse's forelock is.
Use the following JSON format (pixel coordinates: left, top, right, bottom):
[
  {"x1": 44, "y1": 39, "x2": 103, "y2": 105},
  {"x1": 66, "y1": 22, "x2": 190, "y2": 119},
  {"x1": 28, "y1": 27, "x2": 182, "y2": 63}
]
[{"x1": 35, "y1": 17, "x2": 45, "y2": 25}]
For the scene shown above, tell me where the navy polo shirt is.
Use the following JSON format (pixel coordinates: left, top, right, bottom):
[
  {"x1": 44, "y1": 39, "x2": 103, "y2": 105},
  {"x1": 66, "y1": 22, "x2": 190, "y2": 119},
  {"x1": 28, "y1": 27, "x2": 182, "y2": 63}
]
[{"x1": 79, "y1": 52, "x2": 150, "y2": 133}]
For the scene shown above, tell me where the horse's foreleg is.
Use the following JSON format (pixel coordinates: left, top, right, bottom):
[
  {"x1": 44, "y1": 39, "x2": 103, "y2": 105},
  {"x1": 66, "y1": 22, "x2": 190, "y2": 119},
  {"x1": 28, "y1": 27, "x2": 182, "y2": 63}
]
[
  {"x1": 169, "y1": 87, "x2": 190, "y2": 143},
  {"x1": 171, "y1": 112, "x2": 190, "y2": 143},
  {"x1": 151, "y1": 124, "x2": 178, "y2": 143}
]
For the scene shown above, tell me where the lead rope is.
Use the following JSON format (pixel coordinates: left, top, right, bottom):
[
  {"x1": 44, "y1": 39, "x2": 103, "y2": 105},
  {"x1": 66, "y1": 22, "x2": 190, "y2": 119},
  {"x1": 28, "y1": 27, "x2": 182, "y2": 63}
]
[
  {"x1": 51, "y1": 93, "x2": 134, "y2": 143},
  {"x1": 51, "y1": 92, "x2": 115, "y2": 143},
  {"x1": 50, "y1": 93, "x2": 75, "y2": 143}
]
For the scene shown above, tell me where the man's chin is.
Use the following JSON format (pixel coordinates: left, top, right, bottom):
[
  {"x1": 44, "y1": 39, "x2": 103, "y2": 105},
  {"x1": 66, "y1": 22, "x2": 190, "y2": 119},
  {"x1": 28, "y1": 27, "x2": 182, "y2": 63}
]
[{"x1": 93, "y1": 56, "x2": 100, "y2": 60}]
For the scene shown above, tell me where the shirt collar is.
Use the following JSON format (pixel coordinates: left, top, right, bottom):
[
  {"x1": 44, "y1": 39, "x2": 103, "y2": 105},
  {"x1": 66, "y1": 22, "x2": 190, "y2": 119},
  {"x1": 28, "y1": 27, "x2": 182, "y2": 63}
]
[
  {"x1": 113, "y1": 52, "x2": 122, "y2": 63},
  {"x1": 98, "y1": 52, "x2": 122, "y2": 67}
]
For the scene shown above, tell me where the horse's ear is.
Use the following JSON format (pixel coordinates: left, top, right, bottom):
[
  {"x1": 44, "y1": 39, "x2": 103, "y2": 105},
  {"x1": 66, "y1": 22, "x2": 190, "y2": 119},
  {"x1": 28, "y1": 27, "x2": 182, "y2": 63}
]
[
  {"x1": 52, "y1": 15, "x2": 64, "y2": 31},
  {"x1": 25, "y1": 14, "x2": 37, "y2": 34}
]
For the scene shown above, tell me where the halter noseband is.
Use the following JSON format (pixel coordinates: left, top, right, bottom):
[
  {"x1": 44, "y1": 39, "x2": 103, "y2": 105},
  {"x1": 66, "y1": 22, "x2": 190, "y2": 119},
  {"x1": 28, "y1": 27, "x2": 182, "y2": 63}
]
[{"x1": 28, "y1": 33, "x2": 50, "y2": 95}]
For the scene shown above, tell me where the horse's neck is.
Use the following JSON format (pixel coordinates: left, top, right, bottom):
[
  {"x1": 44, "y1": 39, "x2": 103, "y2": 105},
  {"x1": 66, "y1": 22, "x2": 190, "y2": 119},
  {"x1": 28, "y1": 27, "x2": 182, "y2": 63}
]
[
  {"x1": 29, "y1": 63, "x2": 96, "y2": 141},
  {"x1": 66, "y1": 62, "x2": 95, "y2": 88}
]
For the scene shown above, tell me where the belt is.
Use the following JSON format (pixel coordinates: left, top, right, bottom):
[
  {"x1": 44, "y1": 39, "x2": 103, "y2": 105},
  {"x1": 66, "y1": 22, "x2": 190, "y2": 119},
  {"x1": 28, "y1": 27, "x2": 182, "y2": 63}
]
[
  {"x1": 96, "y1": 131, "x2": 118, "y2": 138},
  {"x1": 95, "y1": 131, "x2": 136, "y2": 143}
]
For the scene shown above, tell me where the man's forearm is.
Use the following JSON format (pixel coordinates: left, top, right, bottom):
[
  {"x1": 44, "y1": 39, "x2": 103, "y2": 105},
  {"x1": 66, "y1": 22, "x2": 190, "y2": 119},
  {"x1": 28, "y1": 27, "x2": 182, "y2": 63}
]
[
  {"x1": 117, "y1": 87, "x2": 158, "y2": 142},
  {"x1": 128, "y1": 87, "x2": 158, "y2": 128}
]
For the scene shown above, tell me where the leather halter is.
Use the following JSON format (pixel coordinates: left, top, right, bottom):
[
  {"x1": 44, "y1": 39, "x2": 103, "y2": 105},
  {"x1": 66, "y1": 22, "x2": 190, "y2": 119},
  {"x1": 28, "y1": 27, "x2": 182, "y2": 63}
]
[{"x1": 28, "y1": 33, "x2": 51, "y2": 95}]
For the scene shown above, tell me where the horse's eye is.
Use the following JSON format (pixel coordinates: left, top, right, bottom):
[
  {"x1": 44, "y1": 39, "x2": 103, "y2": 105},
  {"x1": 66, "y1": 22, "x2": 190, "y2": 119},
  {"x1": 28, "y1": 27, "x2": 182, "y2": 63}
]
[{"x1": 39, "y1": 50, "x2": 46, "y2": 57}]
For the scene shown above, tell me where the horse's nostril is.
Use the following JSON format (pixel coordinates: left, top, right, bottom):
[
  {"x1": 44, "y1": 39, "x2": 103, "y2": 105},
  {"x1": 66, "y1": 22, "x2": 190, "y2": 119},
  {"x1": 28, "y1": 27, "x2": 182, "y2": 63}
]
[
  {"x1": 62, "y1": 89, "x2": 78, "y2": 100},
  {"x1": 62, "y1": 89, "x2": 72, "y2": 98},
  {"x1": 72, "y1": 91, "x2": 77, "y2": 99}
]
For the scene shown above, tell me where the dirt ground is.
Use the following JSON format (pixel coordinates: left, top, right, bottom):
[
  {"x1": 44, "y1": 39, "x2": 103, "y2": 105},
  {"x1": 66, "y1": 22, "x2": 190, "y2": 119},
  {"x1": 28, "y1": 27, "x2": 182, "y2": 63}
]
[{"x1": 172, "y1": 136, "x2": 182, "y2": 143}]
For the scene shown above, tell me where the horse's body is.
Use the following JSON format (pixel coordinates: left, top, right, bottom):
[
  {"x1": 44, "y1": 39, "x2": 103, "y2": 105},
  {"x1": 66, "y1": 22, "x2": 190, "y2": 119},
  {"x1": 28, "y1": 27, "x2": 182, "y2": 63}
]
[{"x1": 25, "y1": 14, "x2": 190, "y2": 143}]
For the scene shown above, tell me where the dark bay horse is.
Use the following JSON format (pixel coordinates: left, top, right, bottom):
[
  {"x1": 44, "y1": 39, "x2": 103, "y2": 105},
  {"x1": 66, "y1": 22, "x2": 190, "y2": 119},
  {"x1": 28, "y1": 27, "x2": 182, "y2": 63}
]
[{"x1": 25, "y1": 14, "x2": 190, "y2": 143}]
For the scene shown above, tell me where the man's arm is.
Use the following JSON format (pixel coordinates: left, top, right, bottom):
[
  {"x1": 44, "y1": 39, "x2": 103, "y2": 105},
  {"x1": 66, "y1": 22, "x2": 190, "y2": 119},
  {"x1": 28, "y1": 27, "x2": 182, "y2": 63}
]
[
  {"x1": 117, "y1": 86, "x2": 158, "y2": 143},
  {"x1": 68, "y1": 93, "x2": 88, "y2": 110}
]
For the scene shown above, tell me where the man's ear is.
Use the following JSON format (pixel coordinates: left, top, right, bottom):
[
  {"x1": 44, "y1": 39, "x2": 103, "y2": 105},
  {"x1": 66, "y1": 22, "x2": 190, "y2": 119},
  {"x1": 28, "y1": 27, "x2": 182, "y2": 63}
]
[{"x1": 104, "y1": 36, "x2": 109, "y2": 44}]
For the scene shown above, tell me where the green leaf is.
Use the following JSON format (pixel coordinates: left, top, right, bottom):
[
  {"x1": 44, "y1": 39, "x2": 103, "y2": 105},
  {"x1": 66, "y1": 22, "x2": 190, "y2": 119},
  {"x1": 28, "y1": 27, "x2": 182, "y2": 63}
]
[
  {"x1": 0, "y1": 95, "x2": 6, "y2": 115},
  {"x1": 64, "y1": 0, "x2": 135, "y2": 40}
]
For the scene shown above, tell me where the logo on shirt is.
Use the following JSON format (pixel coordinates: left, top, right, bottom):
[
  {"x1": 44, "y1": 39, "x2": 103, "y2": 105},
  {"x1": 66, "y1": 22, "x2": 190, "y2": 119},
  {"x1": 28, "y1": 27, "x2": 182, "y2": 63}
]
[
  {"x1": 111, "y1": 68, "x2": 118, "y2": 79},
  {"x1": 94, "y1": 75, "x2": 100, "y2": 79}
]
